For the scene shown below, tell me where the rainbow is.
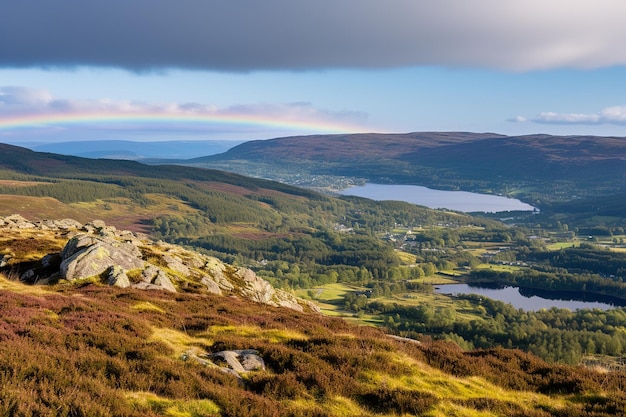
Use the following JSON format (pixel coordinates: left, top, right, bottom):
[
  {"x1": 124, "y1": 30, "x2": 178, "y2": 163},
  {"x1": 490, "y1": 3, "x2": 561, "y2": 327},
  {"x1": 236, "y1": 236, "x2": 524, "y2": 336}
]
[{"x1": 0, "y1": 112, "x2": 364, "y2": 135}]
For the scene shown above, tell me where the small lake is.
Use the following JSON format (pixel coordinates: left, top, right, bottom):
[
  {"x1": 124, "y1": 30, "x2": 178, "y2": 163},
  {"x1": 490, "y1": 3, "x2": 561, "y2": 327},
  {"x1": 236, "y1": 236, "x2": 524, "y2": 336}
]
[
  {"x1": 435, "y1": 284, "x2": 626, "y2": 311},
  {"x1": 339, "y1": 183, "x2": 535, "y2": 213}
]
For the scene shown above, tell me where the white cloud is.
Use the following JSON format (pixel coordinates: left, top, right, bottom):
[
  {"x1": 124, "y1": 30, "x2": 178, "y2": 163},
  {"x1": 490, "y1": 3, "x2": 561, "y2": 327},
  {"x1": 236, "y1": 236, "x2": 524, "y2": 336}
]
[
  {"x1": 2, "y1": 1, "x2": 626, "y2": 72},
  {"x1": 599, "y1": 106, "x2": 626, "y2": 122},
  {"x1": 513, "y1": 106, "x2": 626, "y2": 125},
  {"x1": 534, "y1": 112, "x2": 602, "y2": 124}
]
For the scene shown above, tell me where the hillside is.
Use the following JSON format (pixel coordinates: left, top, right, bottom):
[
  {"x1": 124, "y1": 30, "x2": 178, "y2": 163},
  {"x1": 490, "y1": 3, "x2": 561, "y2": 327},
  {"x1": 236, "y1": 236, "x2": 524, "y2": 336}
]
[
  {"x1": 3, "y1": 142, "x2": 626, "y2": 397},
  {"x1": 0, "y1": 215, "x2": 625, "y2": 416},
  {"x1": 188, "y1": 132, "x2": 626, "y2": 202},
  {"x1": 0, "y1": 142, "x2": 497, "y2": 286}
]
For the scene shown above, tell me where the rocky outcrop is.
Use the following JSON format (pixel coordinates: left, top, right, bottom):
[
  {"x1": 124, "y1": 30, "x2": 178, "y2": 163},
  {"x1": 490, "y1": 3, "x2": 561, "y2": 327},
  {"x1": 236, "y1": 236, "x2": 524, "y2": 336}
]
[
  {"x1": 0, "y1": 214, "x2": 82, "y2": 231},
  {"x1": 183, "y1": 349, "x2": 265, "y2": 379},
  {"x1": 60, "y1": 234, "x2": 145, "y2": 281},
  {"x1": 0, "y1": 216, "x2": 319, "y2": 313}
]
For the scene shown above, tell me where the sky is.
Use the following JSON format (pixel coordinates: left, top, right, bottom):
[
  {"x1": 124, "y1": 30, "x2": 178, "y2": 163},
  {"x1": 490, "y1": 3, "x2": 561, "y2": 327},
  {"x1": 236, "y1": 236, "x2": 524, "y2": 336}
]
[{"x1": 2, "y1": 0, "x2": 626, "y2": 143}]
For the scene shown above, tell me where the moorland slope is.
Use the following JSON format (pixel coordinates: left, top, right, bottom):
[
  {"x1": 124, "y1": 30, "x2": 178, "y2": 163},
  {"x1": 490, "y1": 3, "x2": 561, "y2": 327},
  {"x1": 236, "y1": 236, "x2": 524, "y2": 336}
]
[
  {"x1": 0, "y1": 214, "x2": 625, "y2": 416},
  {"x1": 191, "y1": 132, "x2": 626, "y2": 201}
]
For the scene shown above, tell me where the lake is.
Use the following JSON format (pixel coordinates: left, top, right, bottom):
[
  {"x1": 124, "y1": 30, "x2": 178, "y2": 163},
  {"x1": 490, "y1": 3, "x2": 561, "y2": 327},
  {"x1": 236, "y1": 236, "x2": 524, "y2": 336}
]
[
  {"x1": 435, "y1": 283, "x2": 626, "y2": 311},
  {"x1": 339, "y1": 183, "x2": 535, "y2": 213}
]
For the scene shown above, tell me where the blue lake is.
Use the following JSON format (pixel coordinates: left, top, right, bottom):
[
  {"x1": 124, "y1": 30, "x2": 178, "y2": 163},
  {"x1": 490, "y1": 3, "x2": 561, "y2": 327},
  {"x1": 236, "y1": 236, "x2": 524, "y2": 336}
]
[
  {"x1": 435, "y1": 284, "x2": 625, "y2": 311},
  {"x1": 339, "y1": 183, "x2": 535, "y2": 213}
]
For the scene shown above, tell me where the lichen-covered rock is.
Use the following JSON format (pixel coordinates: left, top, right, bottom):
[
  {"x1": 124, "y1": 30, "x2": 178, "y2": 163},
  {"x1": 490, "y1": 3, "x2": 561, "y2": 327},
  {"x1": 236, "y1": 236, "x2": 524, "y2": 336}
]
[
  {"x1": 3, "y1": 214, "x2": 35, "y2": 229},
  {"x1": 163, "y1": 254, "x2": 190, "y2": 276},
  {"x1": 133, "y1": 265, "x2": 177, "y2": 292},
  {"x1": 200, "y1": 276, "x2": 223, "y2": 295},
  {"x1": 108, "y1": 265, "x2": 131, "y2": 288},
  {"x1": 239, "y1": 350, "x2": 266, "y2": 372},
  {"x1": 203, "y1": 266, "x2": 235, "y2": 292},
  {"x1": 60, "y1": 234, "x2": 145, "y2": 281},
  {"x1": 237, "y1": 268, "x2": 277, "y2": 305}
]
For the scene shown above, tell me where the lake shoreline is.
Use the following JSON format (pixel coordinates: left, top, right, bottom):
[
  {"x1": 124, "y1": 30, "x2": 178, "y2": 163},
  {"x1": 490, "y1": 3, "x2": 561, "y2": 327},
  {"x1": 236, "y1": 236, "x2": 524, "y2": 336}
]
[
  {"x1": 435, "y1": 282, "x2": 626, "y2": 311},
  {"x1": 339, "y1": 183, "x2": 536, "y2": 213}
]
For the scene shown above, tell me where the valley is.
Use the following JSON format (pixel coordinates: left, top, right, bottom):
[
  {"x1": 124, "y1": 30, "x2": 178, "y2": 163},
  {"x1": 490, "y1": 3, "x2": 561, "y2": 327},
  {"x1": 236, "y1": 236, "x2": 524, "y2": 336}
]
[{"x1": 0, "y1": 133, "x2": 626, "y2": 415}]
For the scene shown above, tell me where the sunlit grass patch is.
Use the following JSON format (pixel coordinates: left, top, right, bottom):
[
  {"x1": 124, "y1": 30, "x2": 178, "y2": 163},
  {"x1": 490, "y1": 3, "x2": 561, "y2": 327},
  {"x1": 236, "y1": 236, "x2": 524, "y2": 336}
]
[
  {"x1": 202, "y1": 324, "x2": 308, "y2": 343},
  {"x1": 0, "y1": 274, "x2": 52, "y2": 295},
  {"x1": 307, "y1": 283, "x2": 358, "y2": 303},
  {"x1": 298, "y1": 283, "x2": 367, "y2": 316},
  {"x1": 425, "y1": 401, "x2": 498, "y2": 417},
  {"x1": 125, "y1": 391, "x2": 220, "y2": 416},
  {"x1": 413, "y1": 275, "x2": 459, "y2": 284},
  {"x1": 547, "y1": 242, "x2": 577, "y2": 250},
  {"x1": 287, "y1": 396, "x2": 367, "y2": 417},
  {"x1": 149, "y1": 328, "x2": 199, "y2": 357},
  {"x1": 360, "y1": 352, "x2": 566, "y2": 416},
  {"x1": 396, "y1": 250, "x2": 417, "y2": 264},
  {"x1": 132, "y1": 301, "x2": 166, "y2": 314},
  {"x1": 474, "y1": 263, "x2": 522, "y2": 272}
]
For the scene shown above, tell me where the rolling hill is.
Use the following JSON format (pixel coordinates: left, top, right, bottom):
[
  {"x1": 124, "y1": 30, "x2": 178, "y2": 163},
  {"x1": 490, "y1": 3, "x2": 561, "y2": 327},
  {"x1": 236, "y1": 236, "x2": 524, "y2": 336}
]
[
  {"x1": 1, "y1": 142, "x2": 626, "y2": 414},
  {"x1": 188, "y1": 132, "x2": 626, "y2": 202}
]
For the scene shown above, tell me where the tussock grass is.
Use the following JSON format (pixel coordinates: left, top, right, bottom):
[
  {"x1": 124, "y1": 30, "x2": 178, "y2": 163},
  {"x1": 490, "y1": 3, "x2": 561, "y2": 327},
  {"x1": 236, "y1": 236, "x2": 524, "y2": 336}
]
[
  {"x1": 0, "y1": 274, "x2": 52, "y2": 295},
  {"x1": 149, "y1": 328, "x2": 199, "y2": 357},
  {"x1": 360, "y1": 351, "x2": 566, "y2": 416},
  {"x1": 125, "y1": 391, "x2": 221, "y2": 416},
  {"x1": 202, "y1": 324, "x2": 308, "y2": 344},
  {"x1": 132, "y1": 301, "x2": 166, "y2": 314}
]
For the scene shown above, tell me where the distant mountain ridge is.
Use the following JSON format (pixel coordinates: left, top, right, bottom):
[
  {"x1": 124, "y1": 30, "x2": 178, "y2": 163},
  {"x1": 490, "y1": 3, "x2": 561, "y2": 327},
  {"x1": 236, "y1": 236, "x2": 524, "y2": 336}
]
[
  {"x1": 192, "y1": 132, "x2": 506, "y2": 162},
  {"x1": 25, "y1": 139, "x2": 243, "y2": 160},
  {"x1": 189, "y1": 131, "x2": 626, "y2": 201}
]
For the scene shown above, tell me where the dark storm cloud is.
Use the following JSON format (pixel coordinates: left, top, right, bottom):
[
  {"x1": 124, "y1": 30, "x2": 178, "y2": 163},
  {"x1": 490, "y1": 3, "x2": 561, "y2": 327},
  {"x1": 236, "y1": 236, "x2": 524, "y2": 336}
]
[{"x1": 2, "y1": 0, "x2": 626, "y2": 71}]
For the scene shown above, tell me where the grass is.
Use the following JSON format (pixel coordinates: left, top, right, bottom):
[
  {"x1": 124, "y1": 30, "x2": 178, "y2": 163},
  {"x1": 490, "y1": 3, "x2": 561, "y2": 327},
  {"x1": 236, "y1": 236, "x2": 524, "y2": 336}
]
[
  {"x1": 547, "y1": 242, "x2": 578, "y2": 250},
  {"x1": 149, "y1": 327, "x2": 198, "y2": 357},
  {"x1": 413, "y1": 275, "x2": 460, "y2": 285},
  {"x1": 395, "y1": 250, "x2": 417, "y2": 264},
  {"x1": 360, "y1": 351, "x2": 566, "y2": 417},
  {"x1": 125, "y1": 392, "x2": 221, "y2": 416},
  {"x1": 0, "y1": 274, "x2": 53, "y2": 295},
  {"x1": 473, "y1": 263, "x2": 523, "y2": 272},
  {"x1": 132, "y1": 301, "x2": 166, "y2": 314},
  {"x1": 201, "y1": 324, "x2": 308, "y2": 344},
  {"x1": 298, "y1": 283, "x2": 360, "y2": 316}
]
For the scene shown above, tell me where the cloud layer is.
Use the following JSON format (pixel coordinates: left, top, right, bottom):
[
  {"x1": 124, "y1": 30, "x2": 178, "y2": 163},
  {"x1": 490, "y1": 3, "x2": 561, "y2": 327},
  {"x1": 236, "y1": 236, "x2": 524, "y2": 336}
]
[{"x1": 2, "y1": 1, "x2": 626, "y2": 72}]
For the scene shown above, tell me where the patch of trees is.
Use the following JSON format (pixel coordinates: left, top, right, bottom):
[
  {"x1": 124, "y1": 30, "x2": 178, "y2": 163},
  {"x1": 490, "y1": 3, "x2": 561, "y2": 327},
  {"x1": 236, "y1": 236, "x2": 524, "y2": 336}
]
[
  {"x1": 468, "y1": 268, "x2": 626, "y2": 299},
  {"x1": 180, "y1": 230, "x2": 401, "y2": 285},
  {"x1": 524, "y1": 244, "x2": 626, "y2": 278},
  {"x1": 363, "y1": 294, "x2": 626, "y2": 365}
]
